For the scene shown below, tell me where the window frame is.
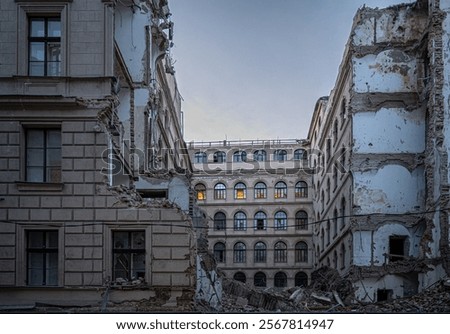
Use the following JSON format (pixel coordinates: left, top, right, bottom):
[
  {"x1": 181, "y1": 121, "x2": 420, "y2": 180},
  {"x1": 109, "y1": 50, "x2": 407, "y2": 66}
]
[
  {"x1": 112, "y1": 230, "x2": 146, "y2": 281},
  {"x1": 233, "y1": 242, "x2": 246, "y2": 263},
  {"x1": 194, "y1": 152, "x2": 207, "y2": 164},
  {"x1": 295, "y1": 181, "x2": 308, "y2": 198},
  {"x1": 234, "y1": 182, "x2": 247, "y2": 200},
  {"x1": 253, "y1": 150, "x2": 266, "y2": 162},
  {"x1": 274, "y1": 241, "x2": 287, "y2": 263},
  {"x1": 213, "y1": 212, "x2": 226, "y2": 231},
  {"x1": 232, "y1": 151, "x2": 247, "y2": 162},
  {"x1": 214, "y1": 183, "x2": 226, "y2": 200},
  {"x1": 26, "y1": 230, "x2": 59, "y2": 286},
  {"x1": 273, "y1": 149, "x2": 287, "y2": 162},
  {"x1": 254, "y1": 211, "x2": 267, "y2": 230},
  {"x1": 295, "y1": 241, "x2": 308, "y2": 263},
  {"x1": 18, "y1": 4, "x2": 69, "y2": 77},
  {"x1": 254, "y1": 242, "x2": 267, "y2": 263},
  {"x1": 274, "y1": 272, "x2": 287, "y2": 288},
  {"x1": 274, "y1": 181, "x2": 287, "y2": 199},
  {"x1": 213, "y1": 151, "x2": 226, "y2": 163},
  {"x1": 254, "y1": 182, "x2": 267, "y2": 199},
  {"x1": 233, "y1": 211, "x2": 247, "y2": 231},
  {"x1": 24, "y1": 126, "x2": 62, "y2": 183},
  {"x1": 274, "y1": 211, "x2": 287, "y2": 230},
  {"x1": 295, "y1": 210, "x2": 308, "y2": 230},
  {"x1": 194, "y1": 183, "x2": 206, "y2": 201},
  {"x1": 213, "y1": 242, "x2": 226, "y2": 263}
]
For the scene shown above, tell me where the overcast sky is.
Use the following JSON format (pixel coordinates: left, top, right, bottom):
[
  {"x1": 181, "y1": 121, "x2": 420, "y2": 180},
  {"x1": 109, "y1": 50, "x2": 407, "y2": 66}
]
[{"x1": 169, "y1": 0, "x2": 412, "y2": 142}]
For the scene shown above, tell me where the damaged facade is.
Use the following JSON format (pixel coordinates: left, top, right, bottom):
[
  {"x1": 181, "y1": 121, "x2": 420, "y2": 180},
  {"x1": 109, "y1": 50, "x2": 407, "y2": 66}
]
[
  {"x1": 309, "y1": 0, "x2": 450, "y2": 302},
  {"x1": 189, "y1": 140, "x2": 315, "y2": 289},
  {"x1": 0, "y1": 0, "x2": 220, "y2": 310}
]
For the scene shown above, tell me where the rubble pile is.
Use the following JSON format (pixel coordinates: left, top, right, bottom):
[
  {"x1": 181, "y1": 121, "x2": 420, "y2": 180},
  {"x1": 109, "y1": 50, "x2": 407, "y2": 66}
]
[{"x1": 217, "y1": 268, "x2": 450, "y2": 313}]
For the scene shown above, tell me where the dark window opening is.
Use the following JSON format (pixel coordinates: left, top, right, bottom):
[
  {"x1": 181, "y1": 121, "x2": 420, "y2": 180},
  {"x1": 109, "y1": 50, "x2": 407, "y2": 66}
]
[
  {"x1": 295, "y1": 272, "x2": 308, "y2": 287},
  {"x1": 389, "y1": 236, "x2": 407, "y2": 262},
  {"x1": 233, "y1": 242, "x2": 246, "y2": 263},
  {"x1": 254, "y1": 272, "x2": 266, "y2": 287},
  {"x1": 138, "y1": 189, "x2": 167, "y2": 199},
  {"x1": 274, "y1": 272, "x2": 287, "y2": 288},
  {"x1": 214, "y1": 212, "x2": 226, "y2": 231},
  {"x1": 377, "y1": 289, "x2": 393, "y2": 302},
  {"x1": 233, "y1": 272, "x2": 246, "y2": 283},
  {"x1": 213, "y1": 242, "x2": 226, "y2": 263}
]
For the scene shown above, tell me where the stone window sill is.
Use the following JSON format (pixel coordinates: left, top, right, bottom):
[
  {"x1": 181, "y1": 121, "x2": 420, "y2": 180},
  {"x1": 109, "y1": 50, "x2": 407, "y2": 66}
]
[{"x1": 15, "y1": 181, "x2": 64, "y2": 192}]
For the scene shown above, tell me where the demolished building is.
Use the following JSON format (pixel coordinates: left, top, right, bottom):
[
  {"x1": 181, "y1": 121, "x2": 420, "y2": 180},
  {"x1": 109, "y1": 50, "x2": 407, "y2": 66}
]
[
  {"x1": 308, "y1": 0, "x2": 450, "y2": 302},
  {"x1": 0, "y1": 0, "x2": 220, "y2": 310}
]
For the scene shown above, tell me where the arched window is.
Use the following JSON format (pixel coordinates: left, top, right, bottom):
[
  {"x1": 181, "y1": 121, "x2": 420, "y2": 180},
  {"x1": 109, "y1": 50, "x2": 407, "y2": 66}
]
[
  {"x1": 295, "y1": 241, "x2": 308, "y2": 262},
  {"x1": 254, "y1": 182, "x2": 267, "y2": 199},
  {"x1": 213, "y1": 151, "x2": 226, "y2": 163},
  {"x1": 254, "y1": 211, "x2": 267, "y2": 230},
  {"x1": 214, "y1": 212, "x2": 226, "y2": 231},
  {"x1": 213, "y1": 242, "x2": 226, "y2": 263},
  {"x1": 333, "y1": 250, "x2": 338, "y2": 269},
  {"x1": 233, "y1": 242, "x2": 246, "y2": 263},
  {"x1": 254, "y1": 242, "x2": 267, "y2": 263},
  {"x1": 274, "y1": 241, "x2": 287, "y2": 263},
  {"x1": 254, "y1": 272, "x2": 266, "y2": 287},
  {"x1": 194, "y1": 183, "x2": 206, "y2": 201},
  {"x1": 233, "y1": 271, "x2": 246, "y2": 283},
  {"x1": 274, "y1": 272, "x2": 287, "y2": 288},
  {"x1": 294, "y1": 149, "x2": 307, "y2": 162},
  {"x1": 214, "y1": 183, "x2": 226, "y2": 200},
  {"x1": 274, "y1": 181, "x2": 287, "y2": 198},
  {"x1": 320, "y1": 228, "x2": 325, "y2": 250},
  {"x1": 333, "y1": 119, "x2": 339, "y2": 144},
  {"x1": 194, "y1": 152, "x2": 207, "y2": 163},
  {"x1": 254, "y1": 150, "x2": 266, "y2": 162},
  {"x1": 273, "y1": 150, "x2": 287, "y2": 161},
  {"x1": 295, "y1": 272, "x2": 308, "y2": 287},
  {"x1": 234, "y1": 182, "x2": 247, "y2": 199},
  {"x1": 233, "y1": 151, "x2": 247, "y2": 162},
  {"x1": 274, "y1": 211, "x2": 287, "y2": 230},
  {"x1": 326, "y1": 219, "x2": 330, "y2": 245},
  {"x1": 234, "y1": 211, "x2": 247, "y2": 231},
  {"x1": 295, "y1": 181, "x2": 308, "y2": 198},
  {"x1": 295, "y1": 211, "x2": 308, "y2": 230}
]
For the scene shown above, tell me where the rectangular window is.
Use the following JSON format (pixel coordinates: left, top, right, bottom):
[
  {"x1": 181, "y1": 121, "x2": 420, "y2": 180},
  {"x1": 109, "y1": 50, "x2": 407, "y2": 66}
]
[
  {"x1": 112, "y1": 231, "x2": 145, "y2": 281},
  {"x1": 26, "y1": 128, "x2": 61, "y2": 183},
  {"x1": 27, "y1": 230, "x2": 58, "y2": 286},
  {"x1": 29, "y1": 16, "x2": 61, "y2": 76}
]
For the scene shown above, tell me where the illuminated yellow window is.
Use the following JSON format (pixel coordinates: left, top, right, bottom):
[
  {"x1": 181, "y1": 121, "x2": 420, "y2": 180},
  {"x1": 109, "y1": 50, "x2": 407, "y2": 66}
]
[
  {"x1": 234, "y1": 182, "x2": 246, "y2": 199},
  {"x1": 194, "y1": 183, "x2": 206, "y2": 201}
]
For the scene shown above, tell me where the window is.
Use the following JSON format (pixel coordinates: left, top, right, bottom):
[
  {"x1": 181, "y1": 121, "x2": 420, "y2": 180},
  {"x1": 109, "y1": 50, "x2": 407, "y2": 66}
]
[
  {"x1": 233, "y1": 272, "x2": 246, "y2": 283},
  {"x1": 340, "y1": 243, "x2": 346, "y2": 269},
  {"x1": 254, "y1": 272, "x2": 267, "y2": 287},
  {"x1": 340, "y1": 197, "x2": 346, "y2": 230},
  {"x1": 333, "y1": 209, "x2": 338, "y2": 237},
  {"x1": 295, "y1": 272, "x2": 308, "y2": 287},
  {"x1": 112, "y1": 231, "x2": 145, "y2": 281},
  {"x1": 234, "y1": 211, "x2": 247, "y2": 231},
  {"x1": 295, "y1": 181, "x2": 308, "y2": 198},
  {"x1": 389, "y1": 236, "x2": 407, "y2": 262},
  {"x1": 26, "y1": 128, "x2": 61, "y2": 183},
  {"x1": 254, "y1": 182, "x2": 267, "y2": 199},
  {"x1": 234, "y1": 182, "x2": 247, "y2": 199},
  {"x1": 333, "y1": 119, "x2": 339, "y2": 144},
  {"x1": 326, "y1": 220, "x2": 330, "y2": 245},
  {"x1": 254, "y1": 242, "x2": 267, "y2": 263},
  {"x1": 194, "y1": 152, "x2": 207, "y2": 163},
  {"x1": 254, "y1": 211, "x2": 267, "y2": 230},
  {"x1": 274, "y1": 211, "x2": 287, "y2": 230},
  {"x1": 295, "y1": 211, "x2": 308, "y2": 230},
  {"x1": 233, "y1": 242, "x2": 246, "y2": 263},
  {"x1": 194, "y1": 183, "x2": 206, "y2": 201},
  {"x1": 214, "y1": 212, "x2": 226, "y2": 231},
  {"x1": 27, "y1": 230, "x2": 58, "y2": 286},
  {"x1": 233, "y1": 151, "x2": 247, "y2": 162},
  {"x1": 213, "y1": 242, "x2": 226, "y2": 263},
  {"x1": 273, "y1": 149, "x2": 287, "y2": 161},
  {"x1": 214, "y1": 183, "x2": 226, "y2": 200},
  {"x1": 294, "y1": 149, "x2": 307, "y2": 162},
  {"x1": 333, "y1": 250, "x2": 338, "y2": 269},
  {"x1": 213, "y1": 151, "x2": 226, "y2": 163},
  {"x1": 254, "y1": 150, "x2": 266, "y2": 162},
  {"x1": 333, "y1": 165, "x2": 338, "y2": 190},
  {"x1": 29, "y1": 17, "x2": 61, "y2": 76},
  {"x1": 274, "y1": 272, "x2": 287, "y2": 288},
  {"x1": 295, "y1": 242, "x2": 308, "y2": 262},
  {"x1": 274, "y1": 181, "x2": 287, "y2": 198},
  {"x1": 274, "y1": 241, "x2": 287, "y2": 263}
]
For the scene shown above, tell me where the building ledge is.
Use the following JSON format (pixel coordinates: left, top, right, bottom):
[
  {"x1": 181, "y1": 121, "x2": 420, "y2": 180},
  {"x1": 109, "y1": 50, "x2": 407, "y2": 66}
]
[{"x1": 15, "y1": 181, "x2": 64, "y2": 192}]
